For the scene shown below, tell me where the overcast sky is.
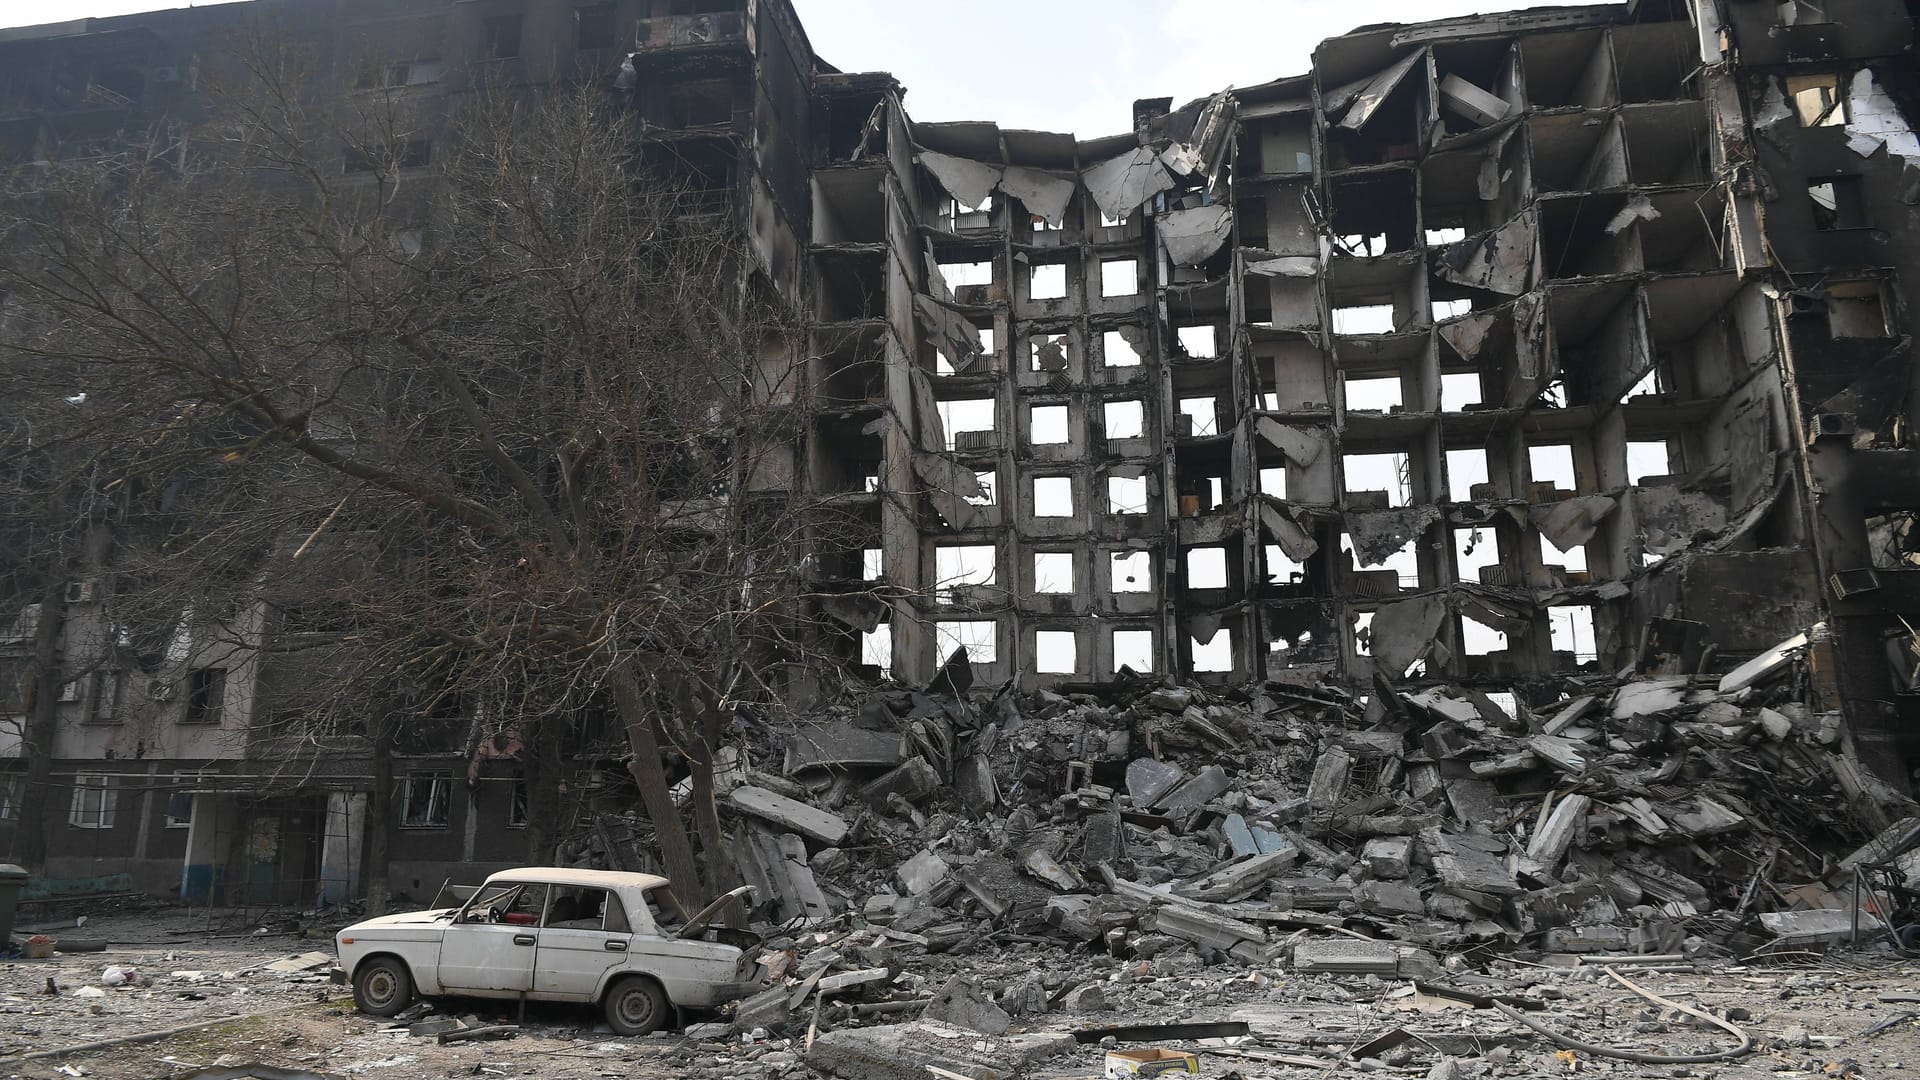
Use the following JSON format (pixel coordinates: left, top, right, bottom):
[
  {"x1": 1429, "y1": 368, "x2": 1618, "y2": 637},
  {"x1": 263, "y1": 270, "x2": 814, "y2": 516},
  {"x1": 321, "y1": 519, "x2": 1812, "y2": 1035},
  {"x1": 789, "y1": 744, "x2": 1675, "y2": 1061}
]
[{"x1": 0, "y1": 0, "x2": 1542, "y2": 135}]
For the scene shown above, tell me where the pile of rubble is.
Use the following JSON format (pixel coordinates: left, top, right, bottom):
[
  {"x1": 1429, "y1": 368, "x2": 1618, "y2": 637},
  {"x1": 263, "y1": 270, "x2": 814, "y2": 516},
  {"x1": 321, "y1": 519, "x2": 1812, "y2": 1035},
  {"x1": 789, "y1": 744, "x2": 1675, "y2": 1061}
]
[{"x1": 702, "y1": 624, "x2": 1917, "y2": 985}]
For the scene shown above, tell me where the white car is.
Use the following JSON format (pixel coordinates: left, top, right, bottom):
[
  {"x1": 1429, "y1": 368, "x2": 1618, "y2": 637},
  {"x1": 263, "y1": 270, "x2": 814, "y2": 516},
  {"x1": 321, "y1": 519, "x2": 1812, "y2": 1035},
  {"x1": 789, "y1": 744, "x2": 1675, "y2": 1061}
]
[{"x1": 334, "y1": 867, "x2": 761, "y2": 1035}]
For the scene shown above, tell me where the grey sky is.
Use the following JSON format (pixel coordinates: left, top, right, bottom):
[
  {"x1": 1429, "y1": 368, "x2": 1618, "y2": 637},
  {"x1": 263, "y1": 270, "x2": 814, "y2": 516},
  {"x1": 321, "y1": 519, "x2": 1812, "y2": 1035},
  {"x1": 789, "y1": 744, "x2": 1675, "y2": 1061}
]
[{"x1": 1, "y1": 0, "x2": 1541, "y2": 136}]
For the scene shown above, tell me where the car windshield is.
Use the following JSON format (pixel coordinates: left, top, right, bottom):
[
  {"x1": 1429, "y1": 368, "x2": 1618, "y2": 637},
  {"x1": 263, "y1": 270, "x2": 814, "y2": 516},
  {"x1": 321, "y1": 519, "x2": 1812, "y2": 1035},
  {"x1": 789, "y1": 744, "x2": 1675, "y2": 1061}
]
[{"x1": 459, "y1": 882, "x2": 547, "y2": 924}]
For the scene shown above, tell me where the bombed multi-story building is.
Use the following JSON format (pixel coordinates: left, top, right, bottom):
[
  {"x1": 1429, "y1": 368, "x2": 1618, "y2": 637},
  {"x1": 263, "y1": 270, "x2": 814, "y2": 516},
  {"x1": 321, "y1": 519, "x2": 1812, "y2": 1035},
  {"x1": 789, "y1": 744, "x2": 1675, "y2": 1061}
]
[{"x1": 1, "y1": 0, "x2": 1917, "y2": 900}]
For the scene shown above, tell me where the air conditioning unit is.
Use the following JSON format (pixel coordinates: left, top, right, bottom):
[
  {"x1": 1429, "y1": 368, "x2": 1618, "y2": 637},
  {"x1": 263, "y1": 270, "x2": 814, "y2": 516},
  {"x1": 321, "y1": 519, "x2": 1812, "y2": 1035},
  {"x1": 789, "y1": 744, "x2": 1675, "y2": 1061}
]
[
  {"x1": 66, "y1": 581, "x2": 96, "y2": 604},
  {"x1": 59, "y1": 681, "x2": 82, "y2": 702},
  {"x1": 148, "y1": 679, "x2": 176, "y2": 701}
]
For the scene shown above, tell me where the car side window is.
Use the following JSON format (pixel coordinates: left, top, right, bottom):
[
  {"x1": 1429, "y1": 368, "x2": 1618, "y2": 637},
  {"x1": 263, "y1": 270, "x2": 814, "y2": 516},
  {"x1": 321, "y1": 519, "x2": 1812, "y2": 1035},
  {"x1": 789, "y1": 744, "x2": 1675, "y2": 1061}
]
[
  {"x1": 604, "y1": 891, "x2": 632, "y2": 934},
  {"x1": 500, "y1": 883, "x2": 547, "y2": 926},
  {"x1": 545, "y1": 886, "x2": 611, "y2": 930}
]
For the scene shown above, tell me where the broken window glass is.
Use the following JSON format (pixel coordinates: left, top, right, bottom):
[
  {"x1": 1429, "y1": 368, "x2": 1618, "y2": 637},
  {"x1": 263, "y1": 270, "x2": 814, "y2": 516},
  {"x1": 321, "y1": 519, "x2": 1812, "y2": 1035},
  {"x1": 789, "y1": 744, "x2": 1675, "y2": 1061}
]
[{"x1": 402, "y1": 771, "x2": 451, "y2": 828}]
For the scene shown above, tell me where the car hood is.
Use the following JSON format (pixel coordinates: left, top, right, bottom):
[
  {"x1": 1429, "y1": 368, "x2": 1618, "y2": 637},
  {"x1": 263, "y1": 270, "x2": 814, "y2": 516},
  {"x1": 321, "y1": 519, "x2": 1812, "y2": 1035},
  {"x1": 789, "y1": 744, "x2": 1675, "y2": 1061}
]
[{"x1": 343, "y1": 908, "x2": 457, "y2": 933}]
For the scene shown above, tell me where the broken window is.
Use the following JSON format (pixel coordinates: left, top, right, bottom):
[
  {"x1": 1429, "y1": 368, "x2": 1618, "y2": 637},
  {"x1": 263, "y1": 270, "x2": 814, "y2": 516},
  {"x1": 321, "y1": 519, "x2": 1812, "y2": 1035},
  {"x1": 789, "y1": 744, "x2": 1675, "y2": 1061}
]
[
  {"x1": 1432, "y1": 298, "x2": 1472, "y2": 320},
  {"x1": 1445, "y1": 448, "x2": 1489, "y2": 501},
  {"x1": 1110, "y1": 551, "x2": 1151, "y2": 592},
  {"x1": 1453, "y1": 527, "x2": 1500, "y2": 585},
  {"x1": 861, "y1": 548, "x2": 883, "y2": 581},
  {"x1": 1036, "y1": 630, "x2": 1077, "y2": 674},
  {"x1": 1029, "y1": 404, "x2": 1071, "y2": 445},
  {"x1": 402, "y1": 771, "x2": 451, "y2": 828},
  {"x1": 670, "y1": 79, "x2": 734, "y2": 127},
  {"x1": 1028, "y1": 334, "x2": 1068, "y2": 372},
  {"x1": 1787, "y1": 73, "x2": 1847, "y2": 126},
  {"x1": 1866, "y1": 512, "x2": 1919, "y2": 569},
  {"x1": 1034, "y1": 552, "x2": 1074, "y2": 593},
  {"x1": 576, "y1": 3, "x2": 616, "y2": 49},
  {"x1": 1190, "y1": 630, "x2": 1233, "y2": 673},
  {"x1": 1030, "y1": 263, "x2": 1068, "y2": 300},
  {"x1": 183, "y1": 666, "x2": 225, "y2": 724},
  {"x1": 1829, "y1": 281, "x2": 1890, "y2": 338},
  {"x1": 1033, "y1": 476, "x2": 1075, "y2": 517},
  {"x1": 508, "y1": 775, "x2": 529, "y2": 828},
  {"x1": 1112, "y1": 628, "x2": 1154, "y2": 672},
  {"x1": 1808, "y1": 176, "x2": 1867, "y2": 230},
  {"x1": 1351, "y1": 611, "x2": 1374, "y2": 657},
  {"x1": 1186, "y1": 546, "x2": 1229, "y2": 589},
  {"x1": 1342, "y1": 532, "x2": 1419, "y2": 587},
  {"x1": 1425, "y1": 226, "x2": 1466, "y2": 245},
  {"x1": 482, "y1": 14, "x2": 522, "y2": 58},
  {"x1": 935, "y1": 545, "x2": 996, "y2": 602},
  {"x1": 937, "y1": 398, "x2": 995, "y2": 451},
  {"x1": 1440, "y1": 372, "x2": 1482, "y2": 411},
  {"x1": 1264, "y1": 544, "x2": 1306, "y2": 584},
  {"x1": 1627, "y1": 440, "x2": 1672, "y2": 484},
  {"x1": 1102, "y1": 329, "x2": 1143, "y2": 367},
  {"x1": 1177, "y1": 396, "x2": 1219, "y2": 437},
  {"x1": 978, "y1": 327, "x2": 996, "y2": 355},
  {"x1": 68, "y1": 774, "x2": 117, "y2": 830},
  {"x1": 967, "y1": 471, "x2": 996, "y2": 506},
  {"x1": 1100, "y1": 258, "x2": 1138, "y2": 298},
  {"x1": 940, "y1": 259, "x2": 993, "y2": 289},
  {"x1": 1176, "y1": 325, "x2": 1216, "y2": 358},
  {"x1": 861, "y1": 624, "x2": 892, "y2": 671},
  {"x1": 1100, "y1": 208, "x2": 1130, "y2": 228},
  {"x1": 936, "y1": 620, "x2": 997, "y2": 664},
  {"x1": 1259, "y1": 465, "x2": 1287, "y2": 498},
  {"x1": 1461, "y1": 615, "x2": 1507, "y2": 656},
  {"x1": 1107, "y1": 475, "x2": 1149, "y2": 515},
  {"x1": 1343, "y1": 452, "x2": 1411, "y2": 507},
  {"x1": 1332, "y1": 303, "x2": 1397, "y2": 335},
  {"x1": 1345, "y1": 375, "x2": 1403, "y2": 412},
  {"x1": 1103, "y1": 399, "x2": 1145, "y2": 440},
  {"x1": 1549, "y1": 605, "x2": 1597, "y2": 663},
  {"x1": 1528, "y1": 444, "x2": 1577, "y2": 492}
]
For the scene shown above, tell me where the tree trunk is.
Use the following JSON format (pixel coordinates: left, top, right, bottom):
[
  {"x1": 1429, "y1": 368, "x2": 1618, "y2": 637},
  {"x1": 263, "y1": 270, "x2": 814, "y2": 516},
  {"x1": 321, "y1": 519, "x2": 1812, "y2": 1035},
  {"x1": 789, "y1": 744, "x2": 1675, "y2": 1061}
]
[
  {"x1": 365, "y1": 726, "x2": 393, "y2": 916},
  {"x1": 683, "y1": 689, "x2": 741, "y2": 917},
  {"x1": 523, "y1": 720, "x2": 565, "y2": 865},
  {"x1": 610, "y1": 661, "x2": 703, "y2": 912},
  {"x1": 15, "y1": 580, "x2": 68, "y2": 874}
]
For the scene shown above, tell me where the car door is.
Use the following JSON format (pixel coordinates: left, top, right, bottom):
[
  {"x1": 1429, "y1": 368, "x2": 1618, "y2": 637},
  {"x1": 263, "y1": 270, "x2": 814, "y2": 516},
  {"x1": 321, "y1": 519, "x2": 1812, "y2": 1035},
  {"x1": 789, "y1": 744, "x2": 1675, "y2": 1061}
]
[
  {"x1": 437, "y1": 882, "x2": 547, "y2": 993},
  {"x1": 532, "y1": 886, "x2": 631, "y2": 1001}
]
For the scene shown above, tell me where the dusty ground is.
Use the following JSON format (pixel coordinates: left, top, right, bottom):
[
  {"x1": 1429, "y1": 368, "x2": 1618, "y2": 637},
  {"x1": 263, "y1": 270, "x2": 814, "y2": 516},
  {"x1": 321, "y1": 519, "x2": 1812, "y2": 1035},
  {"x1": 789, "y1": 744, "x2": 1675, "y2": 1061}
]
[{"x1": 5, "y1": 909, "x2": 1920, "y2": 1079}]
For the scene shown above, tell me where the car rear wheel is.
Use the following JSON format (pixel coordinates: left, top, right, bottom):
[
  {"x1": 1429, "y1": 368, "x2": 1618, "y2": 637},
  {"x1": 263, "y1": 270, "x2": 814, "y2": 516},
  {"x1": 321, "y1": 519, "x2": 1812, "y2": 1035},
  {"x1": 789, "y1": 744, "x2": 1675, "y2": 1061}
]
[
  {"x1": 353, "y1": 957, "x2": 415, "y2": 1017},
  {"x1": 604, "y1": 976, "x2": 671, "y2": 1036}
]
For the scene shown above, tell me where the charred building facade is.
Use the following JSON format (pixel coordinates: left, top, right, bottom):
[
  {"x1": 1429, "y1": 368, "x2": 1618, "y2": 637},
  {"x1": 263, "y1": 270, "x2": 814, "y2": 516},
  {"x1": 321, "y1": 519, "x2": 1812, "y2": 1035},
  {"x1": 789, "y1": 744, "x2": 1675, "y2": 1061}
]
[{"x1": 1, "y1": 0, "x2": 1918, "y2": 901}]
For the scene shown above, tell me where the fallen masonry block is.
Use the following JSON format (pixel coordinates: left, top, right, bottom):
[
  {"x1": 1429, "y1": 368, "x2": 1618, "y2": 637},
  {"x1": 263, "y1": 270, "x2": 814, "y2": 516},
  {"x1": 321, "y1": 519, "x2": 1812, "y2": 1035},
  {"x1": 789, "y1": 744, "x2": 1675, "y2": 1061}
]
[
  {"x1": 1524, "y1": 795, "x2": 1590, "y2": 871},
  {"x1": 819, "y1": 967, "x2": 893, "y2": 994},
  {"x1": 1360, "y1": 836, "x2": 1413, "y2": 879},
  {"x1": 1541, "y1": 925, "x2": 1630, "y2": 953},
  {"x1": 733, "y1": 984, "x2": 795, "y2": 1033},
  {"x1": 1151, "y1": 905, "x2": 1266, "y2": 951},
  {"x1": 1419, "y1": 827, "x2": 1520, "y2": 897},
  {"x1": 1291, "y1": 937, "x2": 1399, "y2": 975},
  {"x1": 897, "y1": 849, "x2": 950, "y2": 895},
  {"x1": 1305, "y1": 746, "x2": 1351, "y2": 810},
  {"x1": 1759, "y1": 907, "x2": 1861, "y2": 947},
  {"x1": 860, "y1": 755, "x2": 940, "y2": 805},
  {"x1": 729, "y1": 785, "x2": 849, "y2": 846},
  {"x1": 924, "y1": 976, "x2": 1011, "y2": 1034},
  {"x1": 785, "y1": 723, "x2": 906, "y2": 774},
  {"x1": 1126, "y1": 759, "x2": 1186, "y2": 807},
  {"x1": 806, "y1": 1021, "x2": 1073, "y2": 1080},
  {"x1": 1019, "y1": 847, "x2": 1087, "y2": 892},
  {"x1": 1174, "y1": 850, "x2": 1296, "y2": 902},
  {"x1": 1358, "y1": 880, "x2": 1425, "y2": 916},
  {"x1": 1156, "y1": 764, "x2": 1229, "y2": 812}
]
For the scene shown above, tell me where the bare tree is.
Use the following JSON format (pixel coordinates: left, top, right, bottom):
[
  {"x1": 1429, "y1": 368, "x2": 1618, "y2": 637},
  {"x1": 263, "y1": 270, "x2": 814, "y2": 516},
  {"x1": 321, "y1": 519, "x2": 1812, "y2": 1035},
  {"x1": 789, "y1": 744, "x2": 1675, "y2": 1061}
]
[{"x1": 0, "y1": 35, "x2": 873, "y2": 907}]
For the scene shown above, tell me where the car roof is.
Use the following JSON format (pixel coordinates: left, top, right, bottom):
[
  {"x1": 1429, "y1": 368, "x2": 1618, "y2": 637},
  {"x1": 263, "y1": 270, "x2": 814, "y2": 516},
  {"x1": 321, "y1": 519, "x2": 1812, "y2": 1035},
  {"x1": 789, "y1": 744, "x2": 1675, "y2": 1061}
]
[{"x1": 485, "y1": 867, "x2": 671, "y2": 891}]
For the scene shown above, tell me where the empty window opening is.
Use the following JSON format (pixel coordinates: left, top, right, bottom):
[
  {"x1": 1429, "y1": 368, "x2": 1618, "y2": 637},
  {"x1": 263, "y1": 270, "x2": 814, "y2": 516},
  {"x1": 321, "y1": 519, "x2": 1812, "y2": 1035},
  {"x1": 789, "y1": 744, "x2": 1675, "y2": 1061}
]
[
  {"x1": 1446, "y1": 448, "x2": 1489, "y2": 501},
  {"x1": 184, "y1": 666, "x2": 225, "y2": 724},
  {"x1": 1032, "y1": 213, "x2": 1061, "y2": 233},
  {"x1": 1177, "y1": 325, "x2": 1216, "y2": 358},
  {"x1": 1461, "y1": 615, "x2": 1507, "y2": 656},
  {"x1": 864, "y1": 473, "x2": 881, "y2": 493},
  {"x1": 936, "y1": 620, "x2": 998, "y2": 664},
  {"x1": 967, "y1": 470, "x2": 996, "y2": 506},
  {"x1": 1332, "y1": 303, "x2": 1396, "y2": 335},
  {"x1": 1351, "y1": 611, "x2": 1374, "y2": 656},
  {"x1": 1343, "y1": 452, "x2": 1411, "y2": 507},
  {"x1": 1866, "y1": 512, "x2": 1920, "y2": 569},
  {"x1": 1101, "y1": 258, "x2": 1138, "y2": 298},
  {"x1": 1190, "y1": 630, "x2": 1233, "y2": 673},
  {"x1": 1627, "y1": 440, "x2": 1672, "y2": 484},
  {"x1": 940, "y1": 259, "x2": 993, "y2": 289},
  {"x1": 937, "y1": 398, "x2": 995, "y2": 450},
  {"x1": 1808, "y1": 177, "x2": 1867, "y2": 230},
  {"x1": 1030, "y1": 404, "x2": 1070, "y2": 445},
  {"x1": 1453, "y1": 527, "x2": 1501, "y2": 585},
  {"x1": 1346, "y1": 376, "x2": 1403, "y2": 412},
  {"x1": 1484, "y1": 692, "x2": 1518, "y2": 719},
  {"x1": 1342, "y1": 533, "x2": 1419, "y2": 587},
  {"x1": 1108, "y1": 475, "x2": 1149, "y2": 515},
  {"x1": 402, "y1": 772, "x2": 451, "y2": 827},
  {"x1": 1829, "y1": 281, "x2": 1889, "y2": 338},
  {"x1": 978, "y1": 327, "x2": 996, "y2": 355},
  {"x1": 1036, "y1": 630, "x2": 1078, "y2": 674},
  {"x1": 1104, "y1": 400, "x2": 1145, "y2": 439},
  {"x1": 1028, "y1": 333, "x2": 1068, "y2": 372},
  {"x1": 1178, "y1": 397, "x2": 1219, "y2": 437},
  {"x1": 1338, "y1": 231, "x2": 1387, "y2": 256},
  {"x1": 861, "y1": 548, "x2": 883, "y2": 581},
  {"x1": 1112, "y1": 628, "x2": 1154, "y2": 672},
  {"x1": 1187, "y1": 546, "x2": 1228, "y2": 589},
  {"x1": 1034, "y1": 552, "x2": 1075, "y2": 594},
  {"x1": 935, "y1": 545, "x2": 996, "y2": 602},
  {"x1": 1544, "y1": 539, "x2": 1588, "y2": 574},
  {"x1": 1208, "y1": 476, "x2": 1226, "y2": 507},
  {"x1": 1264, "y1": 544, "x2": 1306, "y2": 585},
  {"x1": 1432, "y1": 298, "x2": 1472, "y2": 321},
  {"x1": 1549, "y1": 605, "x2": 1598, "y2": 662},
  {"x1": 1100, "y1": 208, "x2": 1130, "y2": 228},
  {"x1": 482, "y1": 14, "x2": 522, "y2": 58},
  {"x1": 1440, "y1": 372, "x2": 1483, "y2": 412},
  {"x1": 1111, "y1": 551, "x2": 1151, "y2": 592},
  {"x1": 1425, "y1": 226, "x2": 1466, "y2": 246},
  {"x1": 1259, "y1": 465, "x2": 1288, "y2": 498},
  {"x1": 1033, "y1": 476, "x2": 1075, "y2": 517},
  {"x1": 1030, "y1": 263, "x2": 1068, "y2": 300},
  {"x1": 1788, "y1": 73, "x2": 1846, "y2": 126},
  {"x1": 1103, "y1": 329, "x2": 1143, "y2": 367},
  {"x1": 1625, "y1": 365, "x2": 1661, "y2": 398},
  {"x1": 861, "y1": 624, "x2": 892, "y2": 671},
  {"x1": 1528, "y1": 444, "x2": 1577, "y2": 491}
]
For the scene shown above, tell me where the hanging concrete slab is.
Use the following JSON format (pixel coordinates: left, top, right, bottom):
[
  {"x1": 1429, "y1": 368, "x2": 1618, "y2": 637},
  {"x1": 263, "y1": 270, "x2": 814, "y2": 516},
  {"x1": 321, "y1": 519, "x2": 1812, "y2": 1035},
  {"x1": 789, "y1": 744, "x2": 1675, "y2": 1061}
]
[
  {"x1": 998, "y1": 165, "x2": 1075, "y2": 225},
  {"x1": 1159, "y1": 203, "x2": 1233, "y2": 265},
  {"x1": 1081, "y1": 146, "x2": 1175, "y2": 221},
  {"x1": 916, "y1": 148, "x2": 1001, "y2": 210}
]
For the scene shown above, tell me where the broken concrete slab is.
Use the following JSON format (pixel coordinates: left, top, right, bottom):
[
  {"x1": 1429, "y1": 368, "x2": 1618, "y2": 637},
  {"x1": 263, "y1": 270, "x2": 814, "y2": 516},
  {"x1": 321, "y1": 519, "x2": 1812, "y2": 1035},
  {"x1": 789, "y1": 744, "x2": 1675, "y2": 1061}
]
[
  {"x1": 806, "y1": 1021, "x2": 1072, "y2": 1080},
  {"x1": 1125, "y1": 758, "x2": 1186, "y2": 807},
  {"x1": 1156, "y1": 764, "x2": 1229, "y2": 812},
  {"x1": 923, "y1": 976, "x2": 1011, "y2": 1035},
  {"x1": 730, "y1": 785, "x2": 850, "y2": 845},
  {"x1": 785, "y1": 724, "x2": 907, "y2": 774},
  {"x1": 897, "y1": 848, "x2": 950, "y2": 895}
]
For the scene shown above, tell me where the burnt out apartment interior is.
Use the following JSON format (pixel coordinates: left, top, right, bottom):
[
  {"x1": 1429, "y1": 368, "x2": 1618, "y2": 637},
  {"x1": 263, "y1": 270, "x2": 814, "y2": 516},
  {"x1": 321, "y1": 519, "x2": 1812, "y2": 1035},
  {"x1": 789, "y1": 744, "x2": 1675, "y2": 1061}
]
[{"x1": 2, "y1": 0, "x2": 1919, "y2": 898}]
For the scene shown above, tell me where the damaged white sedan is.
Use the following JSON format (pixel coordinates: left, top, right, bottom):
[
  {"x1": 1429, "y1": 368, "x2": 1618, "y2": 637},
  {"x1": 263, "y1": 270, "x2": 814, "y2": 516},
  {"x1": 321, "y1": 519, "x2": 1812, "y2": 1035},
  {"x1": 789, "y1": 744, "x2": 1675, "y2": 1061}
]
[{"x1": 333, "y1": 867, "x2": 760, "y2": 1035}]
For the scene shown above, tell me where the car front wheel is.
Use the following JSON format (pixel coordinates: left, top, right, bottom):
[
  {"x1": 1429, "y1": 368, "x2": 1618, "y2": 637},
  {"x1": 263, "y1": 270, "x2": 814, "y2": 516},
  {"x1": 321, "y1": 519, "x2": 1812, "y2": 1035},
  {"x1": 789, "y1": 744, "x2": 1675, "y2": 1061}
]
[
  {"x1": 353, "y1": 957, "x2": 415, "y2": 1017},
  {"x1": 604, "y1": 976, "x2": 671, "y2": 1036}
]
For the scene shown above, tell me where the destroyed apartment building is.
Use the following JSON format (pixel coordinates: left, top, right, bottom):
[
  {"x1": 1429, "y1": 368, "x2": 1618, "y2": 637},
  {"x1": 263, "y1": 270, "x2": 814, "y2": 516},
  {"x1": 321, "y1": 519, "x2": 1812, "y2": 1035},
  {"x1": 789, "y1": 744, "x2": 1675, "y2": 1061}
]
[{"x1": 1, "y1": 0, "x2": 1919, "y2": 916}]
